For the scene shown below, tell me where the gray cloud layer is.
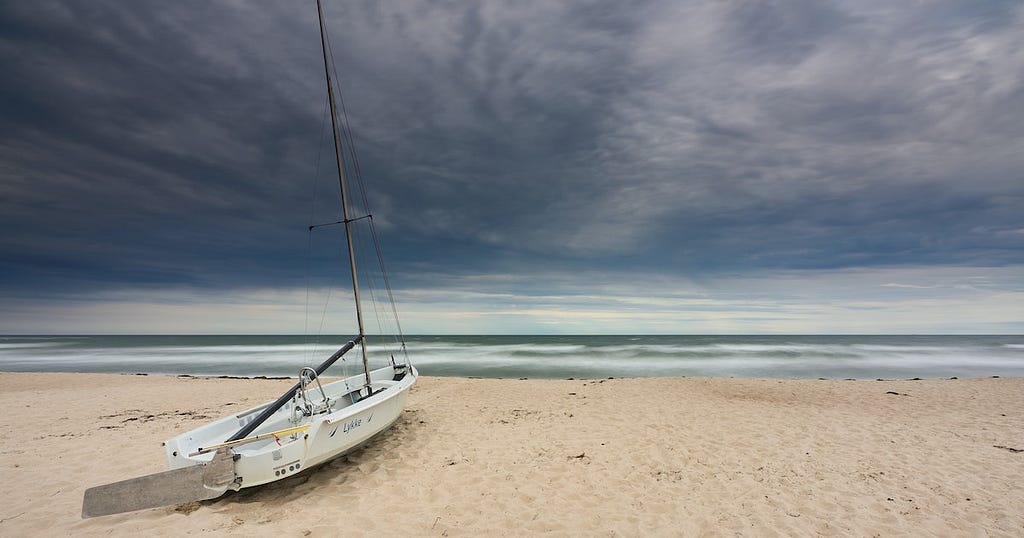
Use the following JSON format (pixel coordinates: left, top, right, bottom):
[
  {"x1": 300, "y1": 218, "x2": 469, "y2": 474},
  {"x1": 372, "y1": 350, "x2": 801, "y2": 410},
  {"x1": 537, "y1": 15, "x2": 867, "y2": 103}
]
[{"x1": 2, "y1": 0, "x2": 1022, "y2": 301}]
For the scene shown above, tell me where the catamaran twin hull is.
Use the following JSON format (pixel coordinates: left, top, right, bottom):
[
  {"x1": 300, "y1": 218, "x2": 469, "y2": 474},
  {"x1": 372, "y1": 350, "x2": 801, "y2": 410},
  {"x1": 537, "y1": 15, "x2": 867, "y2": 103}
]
[{"x1": 82, "y1": 363, "x2": 416, "y2": 518}]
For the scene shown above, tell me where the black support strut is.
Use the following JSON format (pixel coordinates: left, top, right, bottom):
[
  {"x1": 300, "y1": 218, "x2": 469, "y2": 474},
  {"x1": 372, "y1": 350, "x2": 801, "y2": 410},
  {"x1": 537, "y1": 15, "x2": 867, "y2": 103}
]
[{"x1": 225, "y1": 335, "x2": 362, "y2": 442}]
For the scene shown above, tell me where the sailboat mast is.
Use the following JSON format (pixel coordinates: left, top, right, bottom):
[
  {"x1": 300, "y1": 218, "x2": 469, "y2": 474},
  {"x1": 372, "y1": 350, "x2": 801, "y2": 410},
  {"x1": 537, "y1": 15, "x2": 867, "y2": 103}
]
[{"x1": 316, "y1": 0, "x2": 371, "y2": 388}]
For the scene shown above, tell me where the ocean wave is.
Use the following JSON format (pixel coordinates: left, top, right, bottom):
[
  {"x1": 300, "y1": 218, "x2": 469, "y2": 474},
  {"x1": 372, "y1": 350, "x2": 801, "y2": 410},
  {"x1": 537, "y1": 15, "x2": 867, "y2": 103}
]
[
  {"x1": 0, "y1": 342, "x2": 65, "y2": 349},
  {"x1": 2, "y1": 335, "x2": 1022, "y2": 379}
]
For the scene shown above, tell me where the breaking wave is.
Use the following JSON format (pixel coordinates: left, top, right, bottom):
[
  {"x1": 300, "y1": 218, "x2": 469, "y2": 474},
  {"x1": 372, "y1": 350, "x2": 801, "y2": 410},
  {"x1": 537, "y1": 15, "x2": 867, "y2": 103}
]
[{"x1": 1, "y1": 335, "x2": 1021, "y2": 380}]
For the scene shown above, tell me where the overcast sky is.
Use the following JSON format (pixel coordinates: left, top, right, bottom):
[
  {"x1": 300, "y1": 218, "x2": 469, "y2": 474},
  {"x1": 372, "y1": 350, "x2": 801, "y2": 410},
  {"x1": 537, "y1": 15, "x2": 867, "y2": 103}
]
[{"x1": 1, "y1": 0, "x2": 1022, "y2": 334}]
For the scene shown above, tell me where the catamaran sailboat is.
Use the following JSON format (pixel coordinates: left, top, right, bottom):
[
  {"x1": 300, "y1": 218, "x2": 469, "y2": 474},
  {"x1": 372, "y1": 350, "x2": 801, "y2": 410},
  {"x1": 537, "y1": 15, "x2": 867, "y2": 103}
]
[{"x1": 82, "y1": 0, "x2": 417, "y2": 518}]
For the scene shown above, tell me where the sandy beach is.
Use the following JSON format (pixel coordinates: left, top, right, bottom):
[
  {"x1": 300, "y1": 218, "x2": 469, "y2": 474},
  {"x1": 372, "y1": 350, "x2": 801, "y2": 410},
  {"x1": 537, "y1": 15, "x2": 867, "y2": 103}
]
[{"x1": 1, "y1": 372, "x2": 1022, "y2": 536}]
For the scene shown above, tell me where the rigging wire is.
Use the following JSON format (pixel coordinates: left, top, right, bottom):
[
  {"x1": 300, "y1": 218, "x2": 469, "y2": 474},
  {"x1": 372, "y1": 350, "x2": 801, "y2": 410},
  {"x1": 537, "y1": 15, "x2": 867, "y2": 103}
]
[
  {"x1": 303, "y1": 58, "x2": 353, "y2": 380},
  {"x1": 305, "y1": 91, "x2": 331, "y2": 367},
  {"x1": 323, "y1": 26, "x2": 408, "y2": 361},
  {"x1": 323, "y1": 19, "x2": 407, "y2": 364}
]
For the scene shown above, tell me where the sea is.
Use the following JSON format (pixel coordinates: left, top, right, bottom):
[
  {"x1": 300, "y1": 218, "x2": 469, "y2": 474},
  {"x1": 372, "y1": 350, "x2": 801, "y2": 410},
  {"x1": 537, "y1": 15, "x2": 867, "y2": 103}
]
[{"x1": 1, "y1": 335, "x2": 1022, "y2": 380}]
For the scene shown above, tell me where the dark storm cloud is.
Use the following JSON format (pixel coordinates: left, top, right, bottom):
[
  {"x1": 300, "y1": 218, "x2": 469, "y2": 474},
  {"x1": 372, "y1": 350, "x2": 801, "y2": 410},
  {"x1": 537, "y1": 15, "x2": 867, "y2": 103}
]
[
  {"x1": 325, "y1": 0, "x2": 1024, "y2": 275},
  {"x1": 0, "y1": 1, "x2": 326, "y2": 294},
  {"x1": 1, "y1": 0, "x2": 1022, "y2": 301}
]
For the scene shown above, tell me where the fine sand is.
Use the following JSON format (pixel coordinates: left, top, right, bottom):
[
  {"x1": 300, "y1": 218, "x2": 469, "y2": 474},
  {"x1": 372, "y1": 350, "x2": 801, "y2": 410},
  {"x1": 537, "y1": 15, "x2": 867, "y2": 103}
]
[{"x1": 1, "y1": 372, "x2": 1022, "y2": 536}]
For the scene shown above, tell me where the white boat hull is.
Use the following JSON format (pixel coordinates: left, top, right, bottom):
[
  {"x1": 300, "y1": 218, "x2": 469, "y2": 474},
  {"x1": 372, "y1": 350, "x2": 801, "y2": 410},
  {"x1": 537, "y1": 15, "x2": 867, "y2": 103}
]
[{"x1": 163, "y1": 364, "x2": 416, "y2": 490}]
